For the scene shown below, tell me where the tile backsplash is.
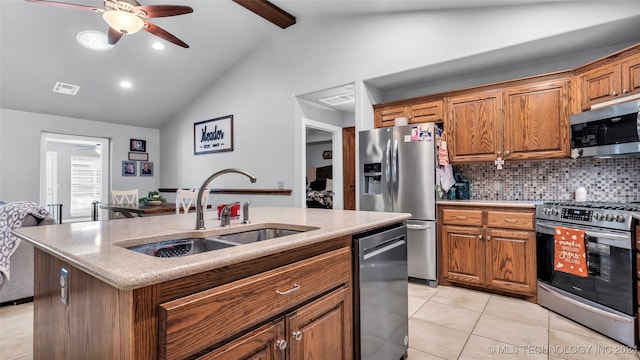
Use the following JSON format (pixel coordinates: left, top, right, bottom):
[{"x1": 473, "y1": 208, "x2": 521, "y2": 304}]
[{"x1": 454, "y1": 157, "x2": 640, "y2": 202}]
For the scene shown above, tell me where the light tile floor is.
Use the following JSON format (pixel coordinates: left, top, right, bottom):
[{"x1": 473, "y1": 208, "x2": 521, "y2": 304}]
[{"x1": 2, "y1": 284, "x2": 640, "y2": 359}]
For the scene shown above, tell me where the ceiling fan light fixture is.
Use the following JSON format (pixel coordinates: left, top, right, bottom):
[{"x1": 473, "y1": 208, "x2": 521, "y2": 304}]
[
  {"x1": 76, "y1": 30, "x2": 113, "y2": 51},
  {"x1": 102, "y1": 10, "x2": 144, "y2": 34}
]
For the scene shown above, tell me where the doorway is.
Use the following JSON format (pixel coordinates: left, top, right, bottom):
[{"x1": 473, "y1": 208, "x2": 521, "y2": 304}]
[
  {"x1": 302, "y1": 118, "x2": 343, "y2": 210},
  {"x1": 39, "y1": 133, "x2": 110, "y2": 223}
]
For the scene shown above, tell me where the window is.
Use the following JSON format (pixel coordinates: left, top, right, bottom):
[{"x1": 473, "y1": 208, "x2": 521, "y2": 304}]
[{"x1": 70, "y1": 156, "x2": 102, "y2": 217}]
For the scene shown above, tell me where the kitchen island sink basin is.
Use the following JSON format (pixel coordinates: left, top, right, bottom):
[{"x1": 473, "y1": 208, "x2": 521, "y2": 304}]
[{"x1": 125, "y1": 226, "x2": 315, "y2": 257}]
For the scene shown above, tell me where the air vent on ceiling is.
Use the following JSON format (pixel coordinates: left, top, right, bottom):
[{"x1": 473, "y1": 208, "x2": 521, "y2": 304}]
[
  {"x1": 318, "y1": 92, "x2": 355, "y2": 106},
  {"x1": 52, "y1": 82, "x2": 80, "y2": 96}
]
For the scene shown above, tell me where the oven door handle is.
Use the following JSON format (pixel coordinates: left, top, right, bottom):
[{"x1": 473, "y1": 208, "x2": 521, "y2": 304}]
[
  {"x1": 536, "y1": 223, "x2": 631, "y2": 249},
  {"x1": 538, "y1": 283, "x2": 633, "y2": 323}
]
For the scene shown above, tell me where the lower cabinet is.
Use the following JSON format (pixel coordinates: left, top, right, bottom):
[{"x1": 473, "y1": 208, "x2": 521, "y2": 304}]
[
  {"x1": 201, "y1": 286, "x2": 350, "y2": 360},
  {"x1": 439, "y1": 205, "x2": 537, "y2": 301},
  {"x1": 159, "y1": 248, "x2": 352, "y2": 360}
]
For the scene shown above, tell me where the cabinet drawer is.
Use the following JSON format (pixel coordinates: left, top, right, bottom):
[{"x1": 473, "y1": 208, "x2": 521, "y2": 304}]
[
  {"x1": 486, "y1": 211, "x2": 534, "y2": 230},
  {"x1": 442, "y1": 208, "x2": 483, "y2": 226},
  {"x1": 159, "y1": 247, "x2": 351, "y2": 360}
]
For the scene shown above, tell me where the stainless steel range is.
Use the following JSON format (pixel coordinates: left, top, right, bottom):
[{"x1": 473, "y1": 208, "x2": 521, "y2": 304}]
[{"x1": 536, "y1": 201, "x2": 639, "y2": 348}]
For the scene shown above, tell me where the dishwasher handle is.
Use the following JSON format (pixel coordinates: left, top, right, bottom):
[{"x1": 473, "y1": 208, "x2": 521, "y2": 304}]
[{"x1": 363, "y1": 236, "x2": 406, "y2": 261}]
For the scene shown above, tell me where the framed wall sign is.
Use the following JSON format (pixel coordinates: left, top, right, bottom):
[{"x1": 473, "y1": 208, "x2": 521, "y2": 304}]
[
  {"x1": 128, "y1": 152, "x2": 148, "y2": 161},
  {"x1": 194, "y1": 115, "x2": 233, "y2": 155}
]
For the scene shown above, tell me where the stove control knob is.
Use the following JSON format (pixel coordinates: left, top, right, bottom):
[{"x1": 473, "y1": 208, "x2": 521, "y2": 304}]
[
  {"x1": 616, "y1": 215, "x2": 626, "y2": 223},
  {"x1": 605, "y1": 214, "x2": 614, "y2": 222},
  {"x1": 594, "y1": 213, "x2": 605, "y2": 221},
  {"x1": 543, "y1": 208, "x2": 550, "y2": 215},
  {"x1": 551, "y1": 209, "x2": 559, "y2": 216}
]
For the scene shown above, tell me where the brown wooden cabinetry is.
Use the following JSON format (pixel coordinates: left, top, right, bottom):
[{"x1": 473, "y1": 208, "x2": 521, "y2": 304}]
[
  {"x1": 373, "y1": 100, "x2": 443, "y2": 128},
  {"x1": 438, "y1": 205, "x2": 537, "y2": 301},
  {"x1": 445, "y1": 78, "x2": 570, "y2": 163},
  {"x1": 579, "y1": 52, "x2": 640, "y2": 110}
]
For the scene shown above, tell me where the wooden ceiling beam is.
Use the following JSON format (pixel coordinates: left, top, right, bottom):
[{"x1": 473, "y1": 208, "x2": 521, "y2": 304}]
[{"x1": 233, "y1": 0, "x2": 296, "y2": 29}]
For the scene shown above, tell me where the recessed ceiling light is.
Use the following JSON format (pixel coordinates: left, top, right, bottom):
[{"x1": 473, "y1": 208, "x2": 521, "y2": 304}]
[
  {"x1": 76, "y1": 30, "x2": 113, "y2": 52},
  {"x1": 120, "y1": 81, "x2": 133, "y2": 89},
  {"x1": 152, "y1": 42, "x2": 165, "y2": 50}
]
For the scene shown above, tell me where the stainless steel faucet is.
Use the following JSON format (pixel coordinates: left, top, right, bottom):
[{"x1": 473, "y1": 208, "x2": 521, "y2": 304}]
[
  {"x1": 219, "y1": 202, "x2": 240, "y2": 227},
  {"x1": 195, "y1": 168, "x2": 257, "y2": 230}
]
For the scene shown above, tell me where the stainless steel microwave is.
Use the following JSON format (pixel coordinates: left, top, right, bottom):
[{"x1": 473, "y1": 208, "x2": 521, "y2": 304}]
[{"x1": 570, "y1": 99, "x2": 640, "y2": 157}]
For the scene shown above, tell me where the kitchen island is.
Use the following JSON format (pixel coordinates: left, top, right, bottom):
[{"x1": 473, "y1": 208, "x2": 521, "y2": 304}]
[{"x1": 13, "y1": 206, "x2": 410, "y2": 360}]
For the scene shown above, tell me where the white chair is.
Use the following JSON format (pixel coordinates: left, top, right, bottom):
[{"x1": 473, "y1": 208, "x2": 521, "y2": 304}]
[
  {"x1": 176, "y1": 188, "x2": 209, "y2": 215},
  {"x1": 111, "y1": 189, "x2": 138, "y2": 205}
]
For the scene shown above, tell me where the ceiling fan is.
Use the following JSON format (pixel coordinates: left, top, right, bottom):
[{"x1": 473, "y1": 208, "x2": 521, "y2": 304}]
[{"x1": 24, "y1": 0, "x2": 193, "y2": 48}]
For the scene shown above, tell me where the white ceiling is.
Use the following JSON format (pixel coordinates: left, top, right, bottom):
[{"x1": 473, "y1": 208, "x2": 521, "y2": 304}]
[{"x1": 2, "y1": 0, "x2": 639, "y2": 128}]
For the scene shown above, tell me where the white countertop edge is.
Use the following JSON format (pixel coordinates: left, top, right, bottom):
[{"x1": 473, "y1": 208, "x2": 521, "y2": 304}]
[{"x1": 436, "y1": 200, "x2": 542, "y2": 208}]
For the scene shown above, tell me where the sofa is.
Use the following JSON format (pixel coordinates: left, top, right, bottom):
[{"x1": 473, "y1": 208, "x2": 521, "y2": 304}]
[{"x1": 0, "y1": 202, "x2": 56, "y2": 304}]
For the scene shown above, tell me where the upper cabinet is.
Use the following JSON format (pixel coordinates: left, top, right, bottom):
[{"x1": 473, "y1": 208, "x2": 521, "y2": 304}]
[
  {"x1": 503, "y1": 78, "x2": 571, "y2": 161},
  {"x1": 446, "y1": 78, "x2": 571, "y2": 163},
  {"x1": 373, "y1": 100, "x2": 443, "y2": 128},
  {"x1": 446, "y1": 89, "x2": 503, "y2": 163},
  {"x1": 578, "y1": 52, "x2": 640, "y2": 110}
]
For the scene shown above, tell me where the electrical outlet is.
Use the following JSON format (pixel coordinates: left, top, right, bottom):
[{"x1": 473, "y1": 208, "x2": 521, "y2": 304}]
[
  {"x1": 493, "y1": 181, "x2": 502, "y2": 192},
  {"x1": 60, "y1": 268, "x2": 68, "y2": 305}
]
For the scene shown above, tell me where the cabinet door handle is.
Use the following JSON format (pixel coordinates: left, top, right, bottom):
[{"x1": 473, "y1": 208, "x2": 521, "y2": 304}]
[
  {"x1": 497, "y1": 151, "x2": 502, "y2": 156},
  {"x1": 276, "y1": 284, "x2": 300, "y2": 295},
  {"x1": 504, "y1": 150, "x2": 510, "y2": 156},
  {"x1": 622, "y1": 88, "x2": 629, "y2": 94},
  {"x1": 276, "y1": 339, "x2": 287, "y2": 350},
  {"x1": 455, "y1": 216, "x2": 468, "y2": 220},
  {"x1": 612, "y1": 91, "x2": 618, "y2": 96},
  {"x1": 486, "y1": 235, "x2": 491, "y2": 240},
  {"x1": 292, "y1": 331, "x2": 303, "y2": 341},
  {"x1": 478, "y1": 234, "x2": 483, "y2": 240},
  {"x1": 504, "y1": 218, "x2": 518, "y2": 223}
]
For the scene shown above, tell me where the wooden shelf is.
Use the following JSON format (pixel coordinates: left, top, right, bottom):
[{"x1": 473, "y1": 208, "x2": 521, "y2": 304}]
[{"x1": 158, "y1": 188, "x2": 292, "y2": 195}]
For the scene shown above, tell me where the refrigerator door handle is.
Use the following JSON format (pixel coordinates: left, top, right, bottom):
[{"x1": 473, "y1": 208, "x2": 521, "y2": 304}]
[
  {"x1": 385, "y1": 138, "x2": 393, "y2": 209},
  {"x1": 393, "y1": 138, "x2": 399, "y2": 203}
]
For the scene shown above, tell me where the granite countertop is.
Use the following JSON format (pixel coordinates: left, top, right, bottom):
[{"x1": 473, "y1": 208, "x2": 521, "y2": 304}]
[
  {"x1": 436, "y1": 199, "x2": 542, "y2": 208},
  {"x1": 13, "y1": 207, "x2": 410, "y2": 291}
]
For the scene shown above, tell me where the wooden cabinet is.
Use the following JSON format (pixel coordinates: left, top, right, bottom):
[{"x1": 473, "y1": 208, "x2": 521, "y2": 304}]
[
  {"x1": 159, "y1": 247, "x2": 352, "y2": 359},
  {"x1": 446, "y1": 78, "x2": 570, "y2": 163},
  {"x1": 503, "y1": 79, "x2": 570, "y2": 160},
  {"x1": 200, "y1": 286, "x2": 350, "y2": 360},
  {"x1": 579, "y1": 52, "x2": 640, "y2": 110},
  {"x1": 445, "y1": 89, "x2": 503, "y2": 163},
  {"x1": 373, "y1": 100, "x2": 443, "y2": 128},
  {"x1": 439, "y1": 205, "x2": 537, "y2": 301}
]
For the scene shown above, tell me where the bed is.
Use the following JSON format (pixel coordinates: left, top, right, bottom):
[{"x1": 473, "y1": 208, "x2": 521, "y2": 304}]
[{"x1": 306, "y1": 165, "x2": 333, "y2": 209}]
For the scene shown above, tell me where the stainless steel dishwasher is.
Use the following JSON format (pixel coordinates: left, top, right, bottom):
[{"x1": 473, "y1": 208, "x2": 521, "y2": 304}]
[{"x1": 354, "y1": 223, "x2": 408, "y2": 360}]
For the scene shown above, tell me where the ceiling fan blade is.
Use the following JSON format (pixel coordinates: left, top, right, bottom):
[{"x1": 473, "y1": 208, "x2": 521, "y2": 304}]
[
  {"x1": 143, "y1": 21, "x2": 188, "y2": 48},
  {"x1": 135, "y1": 5, "x2": 193, "y2": 18},
  {"x1": 107, "y1": 27, "x2": 123, "y2": 45},
  {"x1": 233, "y1": 0, "x2": 295, "y2": 29},
  {"x1": 24, "y1": 0, "x2": 100, "y2": 12}
]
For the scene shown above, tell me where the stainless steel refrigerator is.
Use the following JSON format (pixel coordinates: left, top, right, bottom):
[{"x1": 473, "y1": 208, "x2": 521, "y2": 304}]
[{"x1": 359, "y1": 122, "x2": 438, "y2": 285}]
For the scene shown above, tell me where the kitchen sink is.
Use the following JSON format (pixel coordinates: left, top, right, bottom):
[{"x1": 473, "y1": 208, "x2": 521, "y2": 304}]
[
  {"x1": 213, "y1": 228, "x2": 304, "y2": 245},
  {"x1": 124, "y1": 225, "x2": 316, "y2": 258},
  {"x1": 126, "y1": 238, "x2": 238, "y2": 257}
]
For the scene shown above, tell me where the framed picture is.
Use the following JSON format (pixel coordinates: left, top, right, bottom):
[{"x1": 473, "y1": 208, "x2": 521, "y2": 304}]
[
  {"x1": 140, "y1": 161, "x2": 154, "y2": 176},
  {"x1": 194, "y1": 115, "x2": 233, "y2": 155},
  {"x1": 128, "y1": 152, "x2": 148, "y2": 161},
  {"x1": 130, "y1": 139, "x2": 146, "y2": 152},
  {"x1": 322, "y1": 150, "x2": 332, "y2": 159},
  {"x1": 122, "y1": 160, "x2": 136, "y2": 176}
]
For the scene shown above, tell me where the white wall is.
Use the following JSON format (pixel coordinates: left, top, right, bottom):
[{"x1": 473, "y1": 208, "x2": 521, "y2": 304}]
[
  {"x1": 0, "y1": 108, "x2": 160, "y2": 204},
  {"x1": 306, "y1": 142, "x2": 332, "y2": 180},
  {"x1": 160, "y1": 3, "x2": 640, "y2": 208}
]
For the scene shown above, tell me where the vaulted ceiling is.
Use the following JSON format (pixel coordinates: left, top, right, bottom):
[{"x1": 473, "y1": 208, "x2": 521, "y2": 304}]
[{"x1": 2, "y1": 0, "x2": 639, "y2": 128}]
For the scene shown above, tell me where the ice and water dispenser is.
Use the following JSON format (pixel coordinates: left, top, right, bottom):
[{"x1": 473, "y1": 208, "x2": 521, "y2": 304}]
[{"x1": 362, "y1": 163, "x2": 382, "y2": 195}]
